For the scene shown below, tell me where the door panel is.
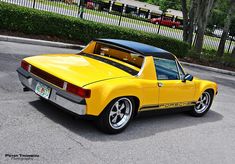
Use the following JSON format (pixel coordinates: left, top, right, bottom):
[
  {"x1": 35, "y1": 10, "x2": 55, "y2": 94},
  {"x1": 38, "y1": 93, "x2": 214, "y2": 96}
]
[
  {"x1": 158, "y1": 80, "x2": 195, "y2": 104},
  {"x1": 153, "y1": 57, "x2": 195, "y2": 107},
  {"x1": 141, "y1": 80, "x2": 159, "y2": 106}
]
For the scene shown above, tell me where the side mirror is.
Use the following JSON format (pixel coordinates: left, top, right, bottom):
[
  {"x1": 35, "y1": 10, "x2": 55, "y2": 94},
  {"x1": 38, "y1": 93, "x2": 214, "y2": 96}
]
[{"x1": 182, "y1": 74, "x2": 193, "y2": 82}]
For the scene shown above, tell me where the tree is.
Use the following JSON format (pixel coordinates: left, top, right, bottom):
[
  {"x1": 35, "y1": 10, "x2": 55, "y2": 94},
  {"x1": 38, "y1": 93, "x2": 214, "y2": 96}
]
[
  {"x1": 232, "y1": 47, "x2": 235, "y2": 58},
  {"x1": 231, "y1": 18, "x2": 235, "y2": 58},
  {"x1": 159, "y1": 0, "x2": 181, "y2": 12},
  {"x1": 139, "y1": 0, "x2": 182, "y2": 11},
  {"x1": 181, "y1": 0, "x2": 198, "y2": 46},
  {"x1": 217, "y1": 0, "x2": 235, "y2": 56},
  {"x1": 229, "y1": 17, "x2": 235, "y2": 37},
  {"x1": 187, "y1": 0, "x2": 199, "y2": 46},
  {"x1": 194, "y1": 0, "x2": 215, "y2": 54},
  {"x1": 181, "y1": 0, "x2": 189, "y2": 42},
  {"x1": 207, "y1": 0, "x2": 229, "y2": 29},
  {"x1": 79, "y1": 0, "x2": 85, "y2": 18}
]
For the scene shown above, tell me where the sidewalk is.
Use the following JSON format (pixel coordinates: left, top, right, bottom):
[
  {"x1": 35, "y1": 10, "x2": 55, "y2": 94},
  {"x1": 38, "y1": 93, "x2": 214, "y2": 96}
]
[
  {"x1": 1, "y1": 35, "x2": 234, "y2": 76},
  {"x1": 0, "y1": 35, "x2": 85, "y2": 49},
  {"x1": 180, "y1": 61, "x2": 235, "y2": 76}
]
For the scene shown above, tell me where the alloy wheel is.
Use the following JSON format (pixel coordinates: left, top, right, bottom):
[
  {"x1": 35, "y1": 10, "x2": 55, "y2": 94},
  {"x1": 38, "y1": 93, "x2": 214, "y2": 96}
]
[
  {"x1": 194, "y1": 92, "x2": 211, "y2": 114},
  {"x1": 108, "y1": 98, "x2": 133, "y2": 130}
]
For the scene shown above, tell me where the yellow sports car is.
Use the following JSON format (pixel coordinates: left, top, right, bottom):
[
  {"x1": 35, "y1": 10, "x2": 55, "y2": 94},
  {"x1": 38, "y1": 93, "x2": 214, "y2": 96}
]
[{"x1": 17, "y1": 39, "x2": 218, "y2": 134}]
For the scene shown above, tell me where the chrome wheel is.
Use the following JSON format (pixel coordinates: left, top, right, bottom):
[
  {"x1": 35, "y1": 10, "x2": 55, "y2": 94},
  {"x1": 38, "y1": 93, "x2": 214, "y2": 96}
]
[
  {"x1": 194, "y1": 92, "x2": 211, "y2": 114},
  {"x1": 108, "y1": 98, "x2": 133, "y2": 130}
]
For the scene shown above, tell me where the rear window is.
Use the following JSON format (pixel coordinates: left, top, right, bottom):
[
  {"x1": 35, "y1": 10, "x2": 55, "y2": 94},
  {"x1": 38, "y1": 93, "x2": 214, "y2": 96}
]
[{"x1": 84, "y1": 41, "x2": 144, "y2": 68}]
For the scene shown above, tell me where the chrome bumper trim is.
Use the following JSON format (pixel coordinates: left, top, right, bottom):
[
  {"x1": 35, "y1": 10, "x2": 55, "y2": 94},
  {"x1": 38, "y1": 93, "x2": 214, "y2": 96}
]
[{"x1": 17, "y1": 67, "x2": 86, "y2": 115}]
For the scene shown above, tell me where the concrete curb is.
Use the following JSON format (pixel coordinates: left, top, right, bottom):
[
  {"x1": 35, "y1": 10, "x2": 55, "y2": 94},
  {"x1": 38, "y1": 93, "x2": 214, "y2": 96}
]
[
  {"x1": 0, "y1": 35, "x2": 85, "y2": 49},
  {"x1": 1, "y1": 35, "x2": 234, "y2": 76},
  {"x1": 181, "y1": 61, "x2": 235, "y2": 76}
]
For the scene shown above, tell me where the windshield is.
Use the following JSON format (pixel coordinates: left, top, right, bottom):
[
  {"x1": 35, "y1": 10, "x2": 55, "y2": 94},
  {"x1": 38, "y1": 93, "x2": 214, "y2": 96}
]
[{"x1": 82, "y1": 41, "x2": 144, "y2": 68}]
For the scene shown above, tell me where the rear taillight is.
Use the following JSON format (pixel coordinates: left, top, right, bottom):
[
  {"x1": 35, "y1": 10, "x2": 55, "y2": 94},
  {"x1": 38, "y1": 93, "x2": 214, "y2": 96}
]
[
  {"x1": 66, "y1": 82, "x2": 91, "y2": 98},
  {"x1": 21, "y1": 60, "x2": 31, "y2": 72}
]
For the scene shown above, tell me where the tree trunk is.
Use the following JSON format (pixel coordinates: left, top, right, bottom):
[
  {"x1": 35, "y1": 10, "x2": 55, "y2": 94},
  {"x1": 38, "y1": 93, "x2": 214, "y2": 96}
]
[
  {"x1": 232, "y1": 46, "x2": 235, "y2": 58},
  {"x1": 187, "y1": 0, "x2": 198, "y2": 46},
  {"x1": 194, "y1": 27, "x2": 205, "y2": 52},
  {"x1": 194, "y1": 0, "x2": 215, "y2": 54},
  {"x1": 181, "y1": 0, "x2": 189, "y2": 42},
  {"x1": 181, "y1": 0, "x2": 198, "y2": 46},
  {"x1": 217, "y1": 0, "x2": 234, "y2": 56}
]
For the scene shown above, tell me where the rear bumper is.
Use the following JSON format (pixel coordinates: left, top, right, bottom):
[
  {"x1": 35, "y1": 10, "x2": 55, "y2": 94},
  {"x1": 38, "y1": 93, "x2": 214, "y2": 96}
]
[{"x1": 17, "y1": 67, "x2": 86, "y2": 115}]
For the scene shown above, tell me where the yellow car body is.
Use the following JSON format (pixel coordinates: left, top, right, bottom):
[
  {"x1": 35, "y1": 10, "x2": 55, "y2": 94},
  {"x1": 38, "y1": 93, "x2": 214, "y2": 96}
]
[{"x1": 17, "y1": 39, "x2": 218, "y2": 133}]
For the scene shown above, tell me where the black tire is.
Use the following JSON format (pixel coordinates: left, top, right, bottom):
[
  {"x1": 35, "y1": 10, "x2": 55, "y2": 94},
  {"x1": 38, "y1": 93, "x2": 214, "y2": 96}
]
[
  {"x1": 189, "y1": 90, "x2": 213, "y2": 117},
  {"x1": 96, "y1": 97, "x2": 135, "y2": 134}
]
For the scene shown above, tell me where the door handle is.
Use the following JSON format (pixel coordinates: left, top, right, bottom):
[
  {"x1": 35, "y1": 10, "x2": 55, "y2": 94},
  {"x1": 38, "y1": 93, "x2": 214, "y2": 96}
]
[{"x1": 158, "y1": 82, "x2": 163, "y2": 87}]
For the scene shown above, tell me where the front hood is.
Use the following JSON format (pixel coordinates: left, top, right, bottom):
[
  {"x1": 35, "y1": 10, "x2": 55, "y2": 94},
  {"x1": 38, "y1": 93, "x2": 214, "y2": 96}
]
[{"x1": 24, "y1": 54, "x2": 132, "y2": 87}]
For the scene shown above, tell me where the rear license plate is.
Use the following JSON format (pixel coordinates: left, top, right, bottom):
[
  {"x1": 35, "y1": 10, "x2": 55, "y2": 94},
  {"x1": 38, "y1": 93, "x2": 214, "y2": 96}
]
[{"x1": 35, "y1": 82, "x2": 51, "y2": 99}]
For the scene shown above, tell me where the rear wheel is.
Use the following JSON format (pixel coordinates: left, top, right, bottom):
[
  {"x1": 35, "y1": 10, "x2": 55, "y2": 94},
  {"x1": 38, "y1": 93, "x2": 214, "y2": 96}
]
[
  {"x1": 189, "y1": 91, "x2": 213, "y2": 117},
  {"x1": 96, "y1": 97, "x2": 134, "y2": 134}
]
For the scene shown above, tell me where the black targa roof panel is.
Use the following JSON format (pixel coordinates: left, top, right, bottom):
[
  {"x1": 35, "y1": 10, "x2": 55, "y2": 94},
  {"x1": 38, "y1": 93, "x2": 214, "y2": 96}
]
[{"x1": 94, "y1": 39, "x2": 176, "y2": 60}]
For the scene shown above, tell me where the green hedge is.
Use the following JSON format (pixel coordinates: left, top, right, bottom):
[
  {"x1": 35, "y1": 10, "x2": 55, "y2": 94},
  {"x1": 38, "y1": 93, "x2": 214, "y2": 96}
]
[{"x1": 0, "y1": 2, "x2": 189, "y2": 57}]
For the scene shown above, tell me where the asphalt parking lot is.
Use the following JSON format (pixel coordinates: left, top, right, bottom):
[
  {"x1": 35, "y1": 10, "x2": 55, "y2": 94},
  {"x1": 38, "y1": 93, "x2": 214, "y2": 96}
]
[{"x1": 0, "y1": 41, "x2": 235, "y2": 164}]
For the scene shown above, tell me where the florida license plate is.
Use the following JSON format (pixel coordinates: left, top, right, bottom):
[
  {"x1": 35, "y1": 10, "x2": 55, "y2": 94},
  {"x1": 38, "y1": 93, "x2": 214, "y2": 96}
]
[{"x1": 35, "y1": 82, "x2": 51, "y2": 99}]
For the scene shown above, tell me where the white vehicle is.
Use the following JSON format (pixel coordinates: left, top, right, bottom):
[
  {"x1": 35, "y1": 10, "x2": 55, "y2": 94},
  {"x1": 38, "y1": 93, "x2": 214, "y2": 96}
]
[{"x1": 213, "y1": 29, "x2": 223, "y2": 38}]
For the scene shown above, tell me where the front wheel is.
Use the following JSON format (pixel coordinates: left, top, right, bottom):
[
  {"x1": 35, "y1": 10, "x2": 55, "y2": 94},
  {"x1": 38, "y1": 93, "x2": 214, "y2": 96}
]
[
  {"x1": 189, "y1": 91, "x2": 213, "y2": 117},
  {"x1": 96, "y1": 97, "x2": 134, "y2": 134}
]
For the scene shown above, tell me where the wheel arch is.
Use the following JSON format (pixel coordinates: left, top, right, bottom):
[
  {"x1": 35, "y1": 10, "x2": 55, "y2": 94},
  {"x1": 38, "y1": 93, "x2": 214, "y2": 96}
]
[
  {"x1": 97, "y1": 95, "x2": 141, "y2": 117},
  {"x1": 85, "y1": 78, "x2": 143, "y2": 116},
  {"x1": 128, "y1": 96, "x2": 140, "y2": 117},
  {"x1": 195, "y1": 85, "x2": 217, "y2": 101},
  {"x1": 203, "y1": 88, "x2": 215, "y2": 101},
  {"x1": 205, "y1": 88, "x2": 214, "y2": 95}
]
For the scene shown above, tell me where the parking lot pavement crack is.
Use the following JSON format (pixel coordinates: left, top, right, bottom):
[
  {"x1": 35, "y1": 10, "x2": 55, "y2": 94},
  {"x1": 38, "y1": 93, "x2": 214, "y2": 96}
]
[
  {"x1": 66, "y1": 134, "x2": 86, "y2": 149},
  {"x1": 65, "y1": 133, "x2": 107, "y2": 164}
]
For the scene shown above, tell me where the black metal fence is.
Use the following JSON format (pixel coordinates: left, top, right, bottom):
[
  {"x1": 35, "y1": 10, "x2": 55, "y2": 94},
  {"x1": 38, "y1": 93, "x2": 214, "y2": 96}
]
[{"x1": 1, "y1": 0, "x2": 234, "y2": 53}]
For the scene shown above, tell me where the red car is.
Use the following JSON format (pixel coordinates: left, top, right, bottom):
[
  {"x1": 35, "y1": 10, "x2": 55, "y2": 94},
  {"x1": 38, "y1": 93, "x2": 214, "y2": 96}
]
[
  {"x1": 86, "y1": 0, "x2": 95, "y2": 9},
  {"x1": 150, "y1": 17, "x2": 181, "y2": 28}
]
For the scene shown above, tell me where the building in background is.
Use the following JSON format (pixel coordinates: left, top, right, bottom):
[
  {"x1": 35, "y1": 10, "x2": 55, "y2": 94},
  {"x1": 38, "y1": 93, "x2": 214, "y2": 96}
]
[
  {"x1": 111, "y1": 0, "x2": 162, "y2": 18},
  {"x1": 89, "y1": 0, "x2": 183, "y2": 21}
]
